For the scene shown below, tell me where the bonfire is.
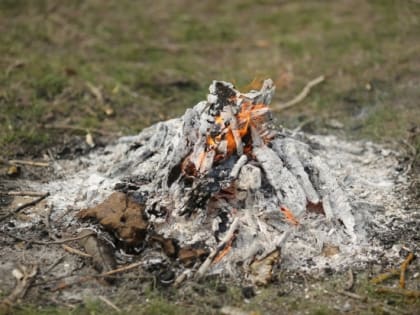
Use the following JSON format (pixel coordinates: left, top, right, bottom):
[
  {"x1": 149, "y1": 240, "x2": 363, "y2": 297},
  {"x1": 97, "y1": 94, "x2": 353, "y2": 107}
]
[{"x1": 77, "y1": 79, "x2": 359, "y2": 285}]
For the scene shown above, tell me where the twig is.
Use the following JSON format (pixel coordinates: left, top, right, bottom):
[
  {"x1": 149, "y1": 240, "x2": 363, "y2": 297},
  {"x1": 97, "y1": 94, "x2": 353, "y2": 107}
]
[
  {"x1": 5, "y1": 60, "x2": 25, "y2": 77},
  {"x1": 195, "y1": 217, "x2": 240, "y2": 279},
  {"x1": 43, "y1": 123, "x2": 116, "y2": 136},
  {"x1": 370, "y1": 269, "x2": 400, "y2": 285},
  {"x1": 376, "y1": 286, "x2": 420, "y2": 298},
  {"x1": 0, "y1": 265, "x2": 38, "y2": 313},
  {"x1": 337, "y1": 290, "x2": 367, "y2": 301},
  {"x1": 0, "y1": 229, "x2": 96, "y2": 245},
  {"x1": 0, "y1": 191, "x2": 47, "y2": 197},
  {"x1": 174, "y1": 270, "x2": 192, "y2": 288},
  {"x1": 8, "y1": 159, "x2": 49, "y2": 167},
  {"x1": 62, "y1": 244, "x2": 92, "y2": 258},
  {"x1": 399, "y1": 252, "x2": 414, "y2": 289},
  {"x1": 44, "y1": 255, "x2": 67, "y2": 274},
  {"x1": 86, "y1": 82, "x2": 104, "y2": 104},
  {"x1": 99, "y1": 261, "x2": 144, "y2": 277},
  {"x1": 0, "y1": 193, "x2": 49, "y2": 222},
  {"x1": 272, "y1": 75, "x2": 325, "y2": 111},
  {"x1": 98, "y1": 296, "x2": 121, "y2": 313},
  {"x1": 292, "y1": 117, "x2": 316, "y2": 135},
  {"x1": 52, "y1": 261, "x2": 145, "y2": 291}
]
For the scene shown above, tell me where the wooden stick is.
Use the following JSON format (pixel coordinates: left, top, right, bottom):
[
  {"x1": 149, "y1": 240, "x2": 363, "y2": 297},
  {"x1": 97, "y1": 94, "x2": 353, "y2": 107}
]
[
  {"x1": 8, "y1": 160, "x2": 49, "y2": 167},
  {"x1": 399, "y1": 252, "x2": 414, "y2": 289},
  {"x1": 195, "y1": 217, "x2": 239, "y2": 279},
  {"x1": 99, "y1": 296, "x2": 121, "y2": 313},
  {"x1": 0, "y1": 191, "x2": 47, "y2": 197},
  {"x1": 62, "y1": 244, "x2": 92, "y2": 258},
  {"x1": 52, "y1": 261, "x2": 145, "y2": 291},
  {"x1": 376, "y1": 286, "x2": 420, "y2": 298},
  {"x1": 1, "y1": 229, "x2": 96, "y2": 245},
  {"x1": 174, "y1": 270, "x2": 192, "y2": 288},
  {"x1": 0, "y1": 193, "x2": 49, "y2": 222},
  {"x1": 370, "y1": 269, "x2": 400, "y2": 285},
  {"x1": 99, "y1": 261, "x2": 144, "y2": 277},
  {"x1": 0, "y1": 265, "x2": 38, "y2": 313},
  {"x1": 272, "y1": 75, "x2": 325, "y2": 111},
  {"x1": 337, "y1": 290, "x2": 367, "y2": 302}
]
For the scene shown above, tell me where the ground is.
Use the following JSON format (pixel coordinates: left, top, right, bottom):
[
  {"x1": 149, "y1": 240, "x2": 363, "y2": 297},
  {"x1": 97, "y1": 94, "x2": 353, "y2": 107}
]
[{"x1": 0, "y1": 0, "x2": 419, "y2": 314}]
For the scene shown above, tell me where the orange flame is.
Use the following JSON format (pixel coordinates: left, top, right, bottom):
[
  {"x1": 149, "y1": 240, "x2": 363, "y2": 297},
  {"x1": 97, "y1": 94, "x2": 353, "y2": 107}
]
[
  {"x1": 280, "y1": 206, "x2": 299, "y2": 226},
  {"x1": 206, "y1": 100, "x2": 270, "y2": 158},
  {"x1": 212, "y1": 235, "x2": 235, "y2": 264},
  {"x1": 182, "y1": 96, "x2": 272, "y2": 177}
]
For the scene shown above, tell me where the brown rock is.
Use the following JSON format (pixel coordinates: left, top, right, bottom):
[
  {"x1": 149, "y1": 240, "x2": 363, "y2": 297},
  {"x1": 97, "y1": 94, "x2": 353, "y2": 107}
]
[{"x1": 78, "y1": 192, "x2": 148, "y2": 246}]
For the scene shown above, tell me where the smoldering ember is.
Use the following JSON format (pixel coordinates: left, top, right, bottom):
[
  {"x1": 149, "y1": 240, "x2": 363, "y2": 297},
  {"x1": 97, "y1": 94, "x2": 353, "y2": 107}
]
[{"x1": 1, "y1": 80, "x2": 417, "y2": 289}]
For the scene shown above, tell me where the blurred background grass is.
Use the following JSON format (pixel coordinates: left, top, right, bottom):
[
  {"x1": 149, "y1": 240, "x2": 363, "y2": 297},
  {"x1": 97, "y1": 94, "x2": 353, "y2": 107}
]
[{"x1": 0, "y1": 0, "x2": 419, "y2": 158}]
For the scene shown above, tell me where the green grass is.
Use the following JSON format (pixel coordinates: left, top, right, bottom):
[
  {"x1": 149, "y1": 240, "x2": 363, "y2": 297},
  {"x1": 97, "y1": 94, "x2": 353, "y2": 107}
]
[{"x1": 1, "y1": 0, "x2": 419, "y2": 158}]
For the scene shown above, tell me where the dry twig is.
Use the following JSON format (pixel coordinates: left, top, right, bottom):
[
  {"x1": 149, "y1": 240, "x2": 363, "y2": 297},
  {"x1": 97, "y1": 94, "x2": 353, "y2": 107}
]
[
  {"x1": 337, "y1": 290, "x2": 367, "y2": 301},
  {"x1": 0, "y1": 229, "x2": 96, "y2": 245},
  {"x1": 98, "y1": 296, "x2": 121, "y2": 313},
  {"x1": 272, "y1": 75, "x2": 325, "y2": 111},
  {"x1": 62, "y1": 244, "x2": 92, "y2": 258},
  {"x1": 370, "y1": 269, "x2": 400, "y2": 285},
  {"x1": 195, "y1": 217, "x2": 240, "y2": 279},
  {"x1": 174, "y1": 270, "x2": 192, "y2": 287},
  {"x1": 399, "y1": 252, "x2": 414, "y2": 289},
  {"x1": 8, "y1": 159, "x2": 49, "y2": 167},
  {"x1": 0, "y1": 193, "x2": 49, "y2": 222},
  {"x1": 0, "y1": 191, "x2": 47, "y2": 197},
  {"x1": 0, "y1": 265, "x2": 38, "y2": 313},
  {"x1": 5, "y1": 60, "x2": 25, "y2": 77},
  {"x1": 52, "y1": 261, "x2": 145, "y2": 291},
  {"x1": 376, "y1": 286, "x2": 420, "y2": 298}
]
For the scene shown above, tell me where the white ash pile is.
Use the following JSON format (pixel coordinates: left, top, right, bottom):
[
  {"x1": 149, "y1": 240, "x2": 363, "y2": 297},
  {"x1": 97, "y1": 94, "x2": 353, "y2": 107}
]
[{"x1": 35, "y1": 79, "x2": 409, "y2": 284}]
